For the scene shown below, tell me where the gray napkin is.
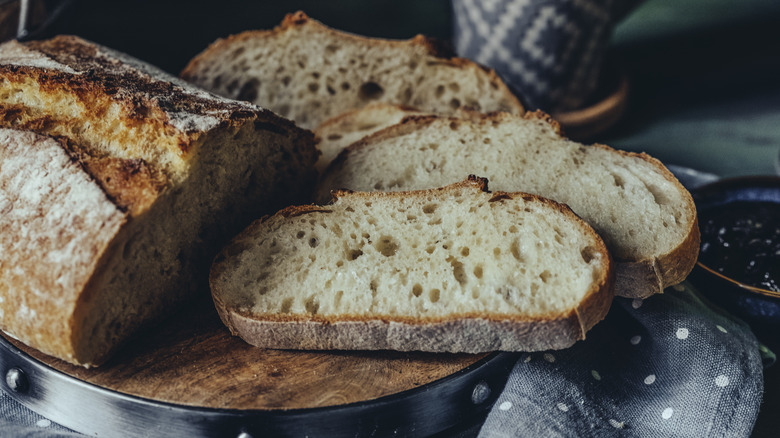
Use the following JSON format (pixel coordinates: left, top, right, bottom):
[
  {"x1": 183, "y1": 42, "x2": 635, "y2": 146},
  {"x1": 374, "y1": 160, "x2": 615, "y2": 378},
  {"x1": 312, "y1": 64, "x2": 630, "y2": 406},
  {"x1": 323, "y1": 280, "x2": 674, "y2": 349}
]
[{"x1": 479, "y1": 282, "x2": 765, "y2": 437}]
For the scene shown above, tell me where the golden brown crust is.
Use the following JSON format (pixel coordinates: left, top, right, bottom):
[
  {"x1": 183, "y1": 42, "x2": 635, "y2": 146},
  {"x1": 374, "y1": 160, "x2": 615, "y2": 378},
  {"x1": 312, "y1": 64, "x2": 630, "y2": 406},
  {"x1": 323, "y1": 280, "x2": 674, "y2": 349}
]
[
  {"x1": 210, "y1": 177, "x2": 614, "y2": 352},
  {"x1": 0, "y1": 36, "x2": 306, "y2": 217}
]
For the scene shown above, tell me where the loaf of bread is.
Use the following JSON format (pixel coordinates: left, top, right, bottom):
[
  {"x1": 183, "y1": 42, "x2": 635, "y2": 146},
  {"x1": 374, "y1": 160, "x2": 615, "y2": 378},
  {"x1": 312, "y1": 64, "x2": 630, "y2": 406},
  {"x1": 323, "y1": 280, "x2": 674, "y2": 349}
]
[
  {"x1": 210, "y1": 177, "x2": 613, "y2": 353},
  {"x1": 180, "y1": 11, "x2": 524, "y2": 130},
  {"x1": 0, "y1": 36, "x2": 318, "y2": 366},
  {"x1": 317, "y1": 111, "x2": 699, "y2": 299}
]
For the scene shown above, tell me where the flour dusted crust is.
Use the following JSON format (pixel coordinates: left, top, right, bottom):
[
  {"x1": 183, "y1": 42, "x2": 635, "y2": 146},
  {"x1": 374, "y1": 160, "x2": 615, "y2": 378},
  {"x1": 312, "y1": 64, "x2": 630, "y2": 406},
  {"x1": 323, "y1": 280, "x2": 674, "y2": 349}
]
[
  {"x1": 0, "y1": 129, "x2": 126, "y2": 358},
  {"x1": 0, "y1": 36, "x2": 318, "y2": 366},
  {"x1": 210, "y1": 177, "x2": 614, "y2": 353},
  {"x1": 181, "y1": 11, "x2": 524, "y2": 129}
]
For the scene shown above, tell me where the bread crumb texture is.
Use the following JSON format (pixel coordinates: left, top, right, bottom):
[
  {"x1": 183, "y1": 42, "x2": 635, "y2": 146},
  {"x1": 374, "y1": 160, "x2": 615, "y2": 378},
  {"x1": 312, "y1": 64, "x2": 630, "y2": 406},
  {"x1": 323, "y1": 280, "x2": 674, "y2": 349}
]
[
  {"x1": 212, "y1": 178, "x2": 611, "y2": 327},
  {"x1": 318, "y1": 111, "x2": 697, "y2": 264},
  {"x1": 181, "y1": 11, "x2": 523, "y2": 129}
]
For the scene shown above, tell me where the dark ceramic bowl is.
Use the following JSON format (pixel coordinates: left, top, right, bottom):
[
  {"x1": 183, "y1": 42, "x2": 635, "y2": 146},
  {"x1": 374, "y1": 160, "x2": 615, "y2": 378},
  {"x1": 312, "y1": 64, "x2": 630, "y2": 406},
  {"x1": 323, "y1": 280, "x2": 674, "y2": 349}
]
[{"x1": 688, "y1": 176, "x2": 780, "y2": 326}]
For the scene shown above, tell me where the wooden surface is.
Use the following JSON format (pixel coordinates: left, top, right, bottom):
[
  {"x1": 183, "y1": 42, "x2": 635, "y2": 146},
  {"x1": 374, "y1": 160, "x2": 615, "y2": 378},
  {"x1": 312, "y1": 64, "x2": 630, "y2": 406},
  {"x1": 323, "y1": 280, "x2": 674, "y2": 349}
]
[{"x1": 6, "y1": 297, "x2": 485, "y2": 410}]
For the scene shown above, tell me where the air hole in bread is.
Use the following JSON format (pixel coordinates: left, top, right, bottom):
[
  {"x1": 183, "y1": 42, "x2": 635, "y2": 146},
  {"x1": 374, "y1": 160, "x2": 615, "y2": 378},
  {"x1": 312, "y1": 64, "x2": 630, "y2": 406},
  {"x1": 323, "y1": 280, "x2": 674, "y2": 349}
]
[
  {"x1": 449, "y1": 83, "x2": 461, "y2": 93},
  {"x1": 435, "y1": 85, "x2": 445, "y2": 98},
  {"x1": 304, "y1": 296, "x2": 319, "y2": 314},
  {"x1": 325, "y1": 44, "x2": 339, "y2": 54},
  {"x1": 296, "y1": 231, "x2": 305, "y2": 239},
  {"x1": 336, "y1": 260, "x2": 344, "y2": 267},
  {"x1": 646, "y1": 183, "x2": 670, "y2": 206},
  {"x1": 281, "y1": 76, "x2": 292, "y2": 87},
  {"x1": 341, "y1": 82, "x2": 350, "y2": 91},
  {"x1": 493, "y1": 248, "x2": 501, "y2": 258},
  {"x1": 373, "y1": 182, "x2": 384, "y2": 190},
  {"x1": 509, "y1": 225, "x2": 519, "y2": 233},
  {"x1": 406, "y1": 215, "x2": 417, "y2": 222},
  {"x1": 347, "y1": 249, "x2": 363, "y2": 260},
  {"x1": 308, "y1": 83, "x2": 319, "y2": 93},
  {"x1": 280, "y1": 298, "x2": 294, "y2": 313},
  {"x1": 471, "y1": 287, "x2": 481, "y2": 299},
  {"x1": 429, "y1": 288, "x2": 440, "y2": 303},
  {"x1": 539, "y1": 270, "x2": 552, "y2": 283},
  {"x1": 425, "y1": 246, "x2": 435, "y2": 254},
  {"x1": 422, "y1": 203, "x2": 438, "y2": 214},
  {"x1": 412, "y1": 284, "x2": 423, "y2": 297},
  {"x1": 474, "y1": 265, "x2": 484, "y2": 279},
  {"x1": 461, "y1": 247, "x2": 470, "y2": 256},
  {"x1": 449, "y1": 98, "x2": 461, "y2": 110},
  {"x1": 447, "y1": 257, "x2": 467, "y2": 285},
  {"x1": 449, "y1": 121, "x2": 459, "y2": 131},
  {"x1": 428, "y1": 217, "x2": 442, "y2": 225},
  {"x1": 358, "y1": 82, "x2": 384, "y2": 101},
  {"x1": 611, "y1": 173, "x2": 624, "y2": 188},
  {"x1": 326, "y1": 85, "x2": 336, "y2": 95},
  {"x1": 510, "y1": 240, "x2": 524, "y2": 262},
  {"x1": 581, "y1": 246, "x2": 598, "y2": 263},
  {"x1": 229, "y1": 47, "x2": 245, "y2": 59},
  {"x1": 326, "y1": 133, "x2": 342, "y2": 141},
  {"x1": 376, "y1": 235, "x2": 399, "y2": 257},
  {"x1": 334, "y1": 290, "x2": 344, "y2": 307}
]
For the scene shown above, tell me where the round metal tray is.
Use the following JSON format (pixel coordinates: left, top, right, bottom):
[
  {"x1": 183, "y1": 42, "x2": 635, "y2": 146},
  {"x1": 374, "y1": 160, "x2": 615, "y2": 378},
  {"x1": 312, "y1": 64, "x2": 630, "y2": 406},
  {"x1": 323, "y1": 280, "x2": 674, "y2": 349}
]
[{"x1": 0, "y1": 333, "x2": 517, "y2": 437}]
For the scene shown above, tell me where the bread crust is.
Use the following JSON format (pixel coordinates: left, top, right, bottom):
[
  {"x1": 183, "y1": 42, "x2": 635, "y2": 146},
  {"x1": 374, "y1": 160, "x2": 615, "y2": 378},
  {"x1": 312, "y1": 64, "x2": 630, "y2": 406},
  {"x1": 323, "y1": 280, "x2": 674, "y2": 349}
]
[
  {"x1": 210, "y1": 177, "x2": 614, "y2": 353},
  {"x1": 0, "y1": 36, "x2": 315, "y2": 216},
  {"x1": 0, "y1": 36, "x2": 318, "y2": 366},
  {"x1": 317, "y1": 110, "x2": 698, "y2": 298}
]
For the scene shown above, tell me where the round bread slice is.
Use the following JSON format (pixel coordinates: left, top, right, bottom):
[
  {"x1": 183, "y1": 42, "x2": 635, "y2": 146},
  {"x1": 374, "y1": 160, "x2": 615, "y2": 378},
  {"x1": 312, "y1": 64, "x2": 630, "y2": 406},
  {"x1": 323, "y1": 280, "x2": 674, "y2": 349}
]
[
  {"x1": 316, "y1": 111, "x2": 699, "y2": 299},
  {"x1": 210, "y1": 176, "x2": 614, "y2": 353}
]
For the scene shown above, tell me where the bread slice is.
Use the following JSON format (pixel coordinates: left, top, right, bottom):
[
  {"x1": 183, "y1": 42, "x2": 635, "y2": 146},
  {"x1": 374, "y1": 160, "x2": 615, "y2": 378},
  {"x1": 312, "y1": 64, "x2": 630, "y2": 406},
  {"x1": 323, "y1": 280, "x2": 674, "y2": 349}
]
[
  {"x1": 314, "y1": 103, "x2": 424, "y2": 174},
  {"x1": 317, "y1": 111, "x2": 699, "y2": 299},
  {"x1": 0, "y1": 36, "x2": 318, "y2": 366},
  {"x1": 210, "y1": 176, "x2": 613, "y2": 353},
  {"x1": 180, "y1": 11, "x2": 524, "y2": 130}
]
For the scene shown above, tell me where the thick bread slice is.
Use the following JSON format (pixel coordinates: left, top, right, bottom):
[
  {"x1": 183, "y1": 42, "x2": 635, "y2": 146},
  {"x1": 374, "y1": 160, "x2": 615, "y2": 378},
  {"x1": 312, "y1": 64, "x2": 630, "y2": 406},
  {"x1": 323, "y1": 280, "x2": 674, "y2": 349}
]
[
  {"x1": 317, "y1": 112, "x2": 699, "y2": 299},
  {"x1": 314, "y1": 103, "x2": 424, "y2": 174},
  {"x1": 0, "y1": 36, "x2": 318, "y2": 366},
  {"x1": 180, "y1": 11, "x2": 524, "y2": 129},
  {"x1": 210, "y1": 177, "x2": 614, "y2": 353}
]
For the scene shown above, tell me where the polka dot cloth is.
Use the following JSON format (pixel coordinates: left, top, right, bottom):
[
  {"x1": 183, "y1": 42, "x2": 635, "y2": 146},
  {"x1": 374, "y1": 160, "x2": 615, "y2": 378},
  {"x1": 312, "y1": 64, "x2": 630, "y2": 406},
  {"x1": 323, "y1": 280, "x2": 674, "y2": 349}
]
[{"x1": 478, "y1": 283, "x2": 765, "y2": 438}]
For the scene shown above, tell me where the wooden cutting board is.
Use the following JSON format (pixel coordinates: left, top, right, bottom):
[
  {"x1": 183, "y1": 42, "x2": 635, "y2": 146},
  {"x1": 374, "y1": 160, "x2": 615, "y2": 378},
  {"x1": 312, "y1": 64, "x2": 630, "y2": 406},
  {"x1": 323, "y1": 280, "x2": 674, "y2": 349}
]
[{"x1": 6, "y1": 296, "x2": 487, "y2": 411}]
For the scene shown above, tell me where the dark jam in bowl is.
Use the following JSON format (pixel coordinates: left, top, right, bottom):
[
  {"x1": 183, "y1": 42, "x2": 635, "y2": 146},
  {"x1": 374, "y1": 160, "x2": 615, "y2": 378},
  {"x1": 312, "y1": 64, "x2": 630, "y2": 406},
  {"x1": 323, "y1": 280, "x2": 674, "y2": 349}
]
[{"x1": 698, "y1": 201, "x2": 780, "y2": 292}]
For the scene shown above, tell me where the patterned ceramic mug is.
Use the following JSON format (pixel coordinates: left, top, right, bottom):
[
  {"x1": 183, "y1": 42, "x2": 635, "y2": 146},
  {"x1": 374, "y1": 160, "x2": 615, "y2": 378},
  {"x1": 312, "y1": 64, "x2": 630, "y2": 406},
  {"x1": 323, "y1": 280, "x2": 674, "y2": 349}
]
[{"x1": 452, "y1": 0, "x2": 638, "y2": 113}]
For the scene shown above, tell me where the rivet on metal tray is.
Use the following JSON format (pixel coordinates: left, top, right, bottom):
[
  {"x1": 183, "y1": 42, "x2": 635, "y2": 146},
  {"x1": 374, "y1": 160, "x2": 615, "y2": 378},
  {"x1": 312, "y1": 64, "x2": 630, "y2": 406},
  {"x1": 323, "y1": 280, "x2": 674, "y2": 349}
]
[
  {"x1": 471, "y1": 380, "x2": 491, "y2": 404},
  {"x1": 5, "y1": 367, "x2": 29, "y2": 393}
]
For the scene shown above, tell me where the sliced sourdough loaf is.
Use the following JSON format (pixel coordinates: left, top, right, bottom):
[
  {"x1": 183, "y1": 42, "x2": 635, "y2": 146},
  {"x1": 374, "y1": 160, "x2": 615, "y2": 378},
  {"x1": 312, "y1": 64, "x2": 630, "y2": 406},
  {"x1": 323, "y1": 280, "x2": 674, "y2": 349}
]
[
  {"x1": 180, "y1": 11, "x2": 524, "y2": 130},
  {"x1": 314, "y1": 103, "x2": 424, "y2": 174},
  {"x1": 0, "y1": 36, "x2": 317, "y2": 366},
  {"x1": 317, "y1": 111, "x2": 699, "y2": 299},
  {"x1": 210, "y1": 177, "x2": 614, "y2": 353}
]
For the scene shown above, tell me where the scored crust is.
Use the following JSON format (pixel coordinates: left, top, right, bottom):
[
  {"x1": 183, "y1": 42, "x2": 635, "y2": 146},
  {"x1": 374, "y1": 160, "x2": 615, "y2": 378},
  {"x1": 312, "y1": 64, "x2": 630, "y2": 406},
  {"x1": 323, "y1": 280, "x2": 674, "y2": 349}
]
[
  {"x1": 317, "y1": 111, "x2": 699, "y2": 299},
  {"x1": 0, "y1": 36, "x2": 318, "y2": 366},
  {"x1": 210, "y1": 177, "x2": 615, "y2": 353}
]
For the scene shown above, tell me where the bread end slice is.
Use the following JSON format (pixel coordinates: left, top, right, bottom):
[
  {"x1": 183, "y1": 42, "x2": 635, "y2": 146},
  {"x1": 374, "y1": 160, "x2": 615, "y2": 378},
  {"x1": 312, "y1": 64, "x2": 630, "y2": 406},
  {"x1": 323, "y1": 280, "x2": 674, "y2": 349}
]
[{"x1": 210, "y1": 176, "x2": 614, "y2": 353}]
